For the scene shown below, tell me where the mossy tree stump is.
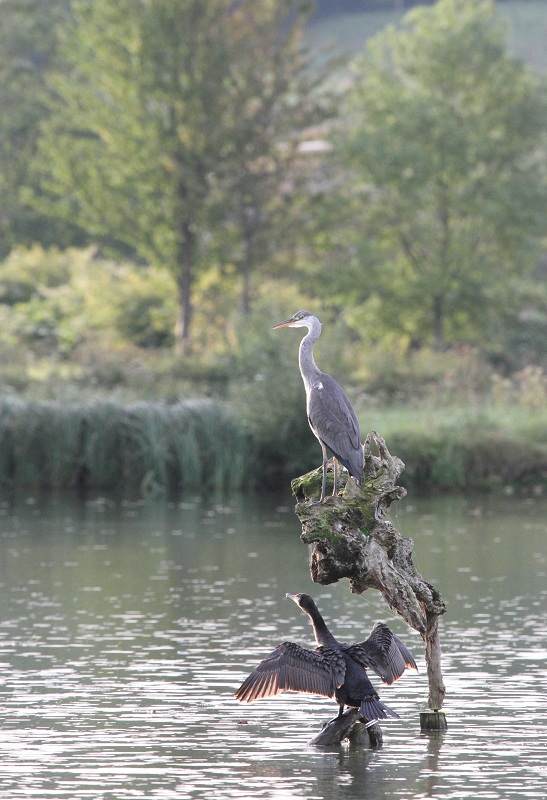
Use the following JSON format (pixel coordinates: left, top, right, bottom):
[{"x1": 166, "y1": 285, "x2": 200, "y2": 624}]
[{"x1": 291, "y1": 431, "x2": 448, "y2": 742}]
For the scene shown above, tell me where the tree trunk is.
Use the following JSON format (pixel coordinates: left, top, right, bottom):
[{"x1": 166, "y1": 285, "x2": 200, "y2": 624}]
[
  {"x1": 424, "y1": 611, "x2": 446, "y2": 711},
  {"x1": 175, "y1": 220, "x2": 195, "y2": 355},
  {"x1": 241, "y1": 234, "x2": 252, "y2": 316},
  {"x1": 240, "y1": 203, "x2": 260, "y2": 316},
  {"x1": 433, "y1": 294, "x2": 444, "y2": 352}
]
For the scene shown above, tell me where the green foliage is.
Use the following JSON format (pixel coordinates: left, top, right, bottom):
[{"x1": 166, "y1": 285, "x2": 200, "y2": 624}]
[
  {"x1": 0, "y1": 0, "x2": 73, "y2": 255},
  {"x1": 0, "y1": 398, "x2": 253, "y2": 495},
  {"x1": 485, "y1": 263, "x2": 547, "y2": 370},
  {"x1": 99, "y1": 264, "x2": 176, "y2": 349},
  {"x1": 33, "y1": 0, "x2": 235, "y2": 347},
  {"x1": 353, "y1": 346, "x2": 496, "y2": 405},
  {"x1": 0, "y1": 246, "x2": 87, "y2": 349},
  {"x1": 0, "y1": 246, "x2": 176, "y2": 351},
  {"x1": 366, "y1": 405, "x2": 547, "y2": 493},
  {"x1": 1, "y1": 0, "x2": 544, "y2": 369},
  {"x1": 0, "y1": 245, "x2": 71, "y2": 305},
  {"x1": 33, "y1": 0, "x2": 333, "y2": 349},
  {"x1": 340, "y1": 0, "x2": 547, "y2": 351},
  {"x1": 208, "y1": 0, "x2": 337, "y2": 315}
]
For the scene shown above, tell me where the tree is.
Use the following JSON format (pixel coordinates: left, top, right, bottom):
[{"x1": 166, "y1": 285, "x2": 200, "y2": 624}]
[
  {"x1": 0, "y1": 0, "x2": 72, "y2": 257},
  {"x1": 35, "y1": 0, "x2": 233, "y2": 352},
  {"x1": 211, "y1": 0, "x2": 335, "y2": 315},
  {"x1": 341, "y1": 0, "x2": 547, "y2": 351},
  {"x1": 34, "y1": 0, "x2": 332, "y2": 351}
]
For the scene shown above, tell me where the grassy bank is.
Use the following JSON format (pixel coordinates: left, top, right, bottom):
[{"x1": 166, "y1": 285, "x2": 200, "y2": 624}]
[
  {"x1": 0, "y1": 398, "x2": 253, "y2": 497},
  {"x1": 365, "y1": 405, "x2": 547, "y2": 494},
  {"x1": 0, "y1": 398, "x2": 544, "y2": 497}
]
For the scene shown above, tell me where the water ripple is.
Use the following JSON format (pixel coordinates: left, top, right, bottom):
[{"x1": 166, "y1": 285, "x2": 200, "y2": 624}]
[{"x1": 0, "y1": 494, "x2": 546, "y2": 799}]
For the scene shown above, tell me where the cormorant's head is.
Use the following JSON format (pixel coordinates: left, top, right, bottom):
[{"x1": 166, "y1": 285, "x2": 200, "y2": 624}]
[{"x1": 286, "y1": 592, "x2": 317, "y2": 615}]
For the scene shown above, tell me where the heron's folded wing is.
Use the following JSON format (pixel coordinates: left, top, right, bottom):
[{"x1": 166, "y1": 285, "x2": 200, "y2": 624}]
[
  {"x1": 308, "y1": 378, "x2": 362, "y2": 474},
  {"x1": 309, "y1": 376, "x2": 359, "y2": 445},
  {"x1": 346, "y1": 622, "x2": 418, "y2": 686},
  {"x1": 235, "y1": 642, "x2": 346, "y2": 703}
]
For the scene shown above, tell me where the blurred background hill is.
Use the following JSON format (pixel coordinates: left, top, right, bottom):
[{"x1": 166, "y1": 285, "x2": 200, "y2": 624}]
[{"x1": 309, "y1": 1, "x2": 547, "y2": 73}]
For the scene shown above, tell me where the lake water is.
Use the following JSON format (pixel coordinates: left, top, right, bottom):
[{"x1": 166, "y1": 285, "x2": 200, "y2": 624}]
[{"x1": 0, "y1": 490, "x2": 546, "y2": 800}]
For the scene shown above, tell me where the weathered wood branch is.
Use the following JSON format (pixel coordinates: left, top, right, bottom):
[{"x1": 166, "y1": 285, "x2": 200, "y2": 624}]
[
  {"x1": 308, "y1": 709, "x2": 383, "y2": 748},
  {"x1": 291, "y1": 431, "x2": 447, "y2": 742}
]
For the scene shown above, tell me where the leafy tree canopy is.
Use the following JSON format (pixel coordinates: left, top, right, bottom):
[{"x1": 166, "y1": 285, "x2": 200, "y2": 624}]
[
  {"x1": 339, "y1": 0, "x2": 547, "y2": 351},
  {"x1": 0, "y1": 0, "x2": 73, "y2": 255},
  {"x1": 34, "y1": 0, "x2": 333, "y2": 351}
]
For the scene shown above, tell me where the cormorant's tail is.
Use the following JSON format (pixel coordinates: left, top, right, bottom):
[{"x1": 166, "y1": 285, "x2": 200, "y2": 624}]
[{"x1": 360, "y1": 696, "x2": 399, "y2": 721}]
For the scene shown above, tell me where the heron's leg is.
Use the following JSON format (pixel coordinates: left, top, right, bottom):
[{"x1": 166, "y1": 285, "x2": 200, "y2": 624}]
[
  {"x1": 308, "y1": 442, "x2": 329, "y2": 504},
  {"x1": 319, "y1": 443, "x2": 328, "y2": 503},
  {"x1": 332, "y1": 458, "x2": 338, "y2": 496}
]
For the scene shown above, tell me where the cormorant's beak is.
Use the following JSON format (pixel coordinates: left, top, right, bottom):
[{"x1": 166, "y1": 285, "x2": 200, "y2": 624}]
[
  {"x1": 273, "y1": 316, "x2": 297, "y2": 329},
  {"x1": 286, "y1": 592, "x2": 297, "y2": 602}
]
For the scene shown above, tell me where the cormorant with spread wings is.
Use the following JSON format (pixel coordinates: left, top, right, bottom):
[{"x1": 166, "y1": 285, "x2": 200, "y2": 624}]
[{"x1": 236, "y1": 593, "x2": 417, "y2": 721}]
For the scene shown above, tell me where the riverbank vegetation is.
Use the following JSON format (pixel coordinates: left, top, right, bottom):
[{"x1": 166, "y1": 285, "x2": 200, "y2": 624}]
[
  {"x1": 1, "y1": 325, "x2": 545, "y2": 496},
  {"x1": 0, "y1": 0, "x2": 545, "y2": 496},
  {"x1": 0, "y1": 397, "x2": 252, "y2": 496},
  {"x1": 0, "y1": 394, "x2": 544, "y2": 497}
]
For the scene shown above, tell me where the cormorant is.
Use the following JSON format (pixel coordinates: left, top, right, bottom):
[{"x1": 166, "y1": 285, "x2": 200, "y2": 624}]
[{"x1": 235, "y1": 593, "x2": 417, "y2": 721}]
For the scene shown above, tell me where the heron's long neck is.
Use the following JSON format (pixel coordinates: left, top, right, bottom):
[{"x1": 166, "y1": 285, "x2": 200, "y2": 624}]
[{"x1": 299, "y1": 322, "x2": 322, "y2": 392}]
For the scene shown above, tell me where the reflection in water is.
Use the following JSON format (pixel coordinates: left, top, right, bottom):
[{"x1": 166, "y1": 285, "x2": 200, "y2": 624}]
[
  {"x1": 419, "y1": 732, "x2": 445, "y2": 799},
  {"x1": 0, "y1": 492, "x2": 545, "y2": 799}
]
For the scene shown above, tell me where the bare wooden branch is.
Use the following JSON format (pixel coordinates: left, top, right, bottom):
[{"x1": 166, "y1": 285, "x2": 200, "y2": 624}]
[
  {"x1": 307, "y1": 709, "x2": 384, "y2": 748},
  {"x1": 308, "y1": 709, "x2": 360, "y2": 746},
  {"x1": 424, "y1": 611, "x2": 446, "y2": 712},
  {"x1": 347, "y1": 720, "x2": 383, "y2": 749}
]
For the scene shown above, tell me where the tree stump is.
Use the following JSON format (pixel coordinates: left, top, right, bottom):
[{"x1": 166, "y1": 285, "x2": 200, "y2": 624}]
[{"x1": 291, "y1": 431, "x2": 448, "y2": 742}]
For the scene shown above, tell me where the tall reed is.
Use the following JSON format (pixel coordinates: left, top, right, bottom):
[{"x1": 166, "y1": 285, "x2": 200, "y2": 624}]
[
  {"x1": 0, "y1": 398, "x2": 253, "y2": 496},
  {"x1": 1, "y1": 398, "x2": 544, "y2": 496}
]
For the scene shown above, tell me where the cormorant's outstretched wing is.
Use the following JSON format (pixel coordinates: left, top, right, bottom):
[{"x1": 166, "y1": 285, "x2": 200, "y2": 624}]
[
  {"x1": 308, "y1": 374, "x2": 363, "y2": 480},
  {"x1": 235, "y1": 642, "x2": 346, "y2": 703},
  {"x1": 345, "y1": 622, "x2": 417, "y2": 685}
]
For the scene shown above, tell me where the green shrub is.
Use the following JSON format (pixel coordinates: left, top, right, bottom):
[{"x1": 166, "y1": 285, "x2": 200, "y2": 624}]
[
  {"x1": 0, "y1": 246, "x2": 177, "y2": 352},
  {"x1": 0, "y1": 246, "x2": 72, "y2": 305}
]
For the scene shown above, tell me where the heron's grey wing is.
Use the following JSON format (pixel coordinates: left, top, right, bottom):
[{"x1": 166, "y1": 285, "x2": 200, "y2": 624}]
[
  {"x1": 235, "y1": 642, "x2": 346, "y2": 702},
  {"x1": 308, "y1": 375, "x2": 361, "y2": 464},
  {"x1": 345, "y1": 622, "x2": 418, "y2": 686}
]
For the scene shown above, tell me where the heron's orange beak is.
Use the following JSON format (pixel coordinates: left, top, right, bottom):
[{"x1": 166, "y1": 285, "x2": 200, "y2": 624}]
[{"x1": 273, "y1": 316, "x2": 297, "y2": 329}]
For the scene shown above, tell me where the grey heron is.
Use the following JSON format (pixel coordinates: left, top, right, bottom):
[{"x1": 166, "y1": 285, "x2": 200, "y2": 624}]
[
  {"x1": 235, "y1": 592, "x2": 417, "y2": 720},
  {"x1": 273, "y1": 310, "x2": 363, "y2": 503}
]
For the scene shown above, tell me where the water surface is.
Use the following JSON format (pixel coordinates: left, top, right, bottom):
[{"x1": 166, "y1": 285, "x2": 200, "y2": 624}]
[{"x1": 0, "y1": 491, "x2": 546, "y2": 799}]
